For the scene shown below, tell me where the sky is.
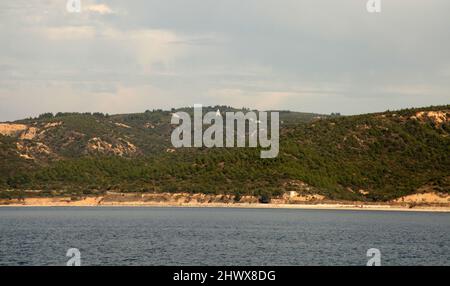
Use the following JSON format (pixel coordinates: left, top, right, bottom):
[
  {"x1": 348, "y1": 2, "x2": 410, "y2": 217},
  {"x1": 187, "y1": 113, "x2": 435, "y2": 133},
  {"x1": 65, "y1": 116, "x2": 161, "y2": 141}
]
[{"x1": 1, "y1": 0, "x2": 449, "y2": 121}]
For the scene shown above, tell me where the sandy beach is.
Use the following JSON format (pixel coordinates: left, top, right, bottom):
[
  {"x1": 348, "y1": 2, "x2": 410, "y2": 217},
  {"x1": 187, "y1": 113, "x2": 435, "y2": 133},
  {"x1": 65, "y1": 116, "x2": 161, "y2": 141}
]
[{"x1": 1, "y1": 192, "x2": 449, "y2": 212}]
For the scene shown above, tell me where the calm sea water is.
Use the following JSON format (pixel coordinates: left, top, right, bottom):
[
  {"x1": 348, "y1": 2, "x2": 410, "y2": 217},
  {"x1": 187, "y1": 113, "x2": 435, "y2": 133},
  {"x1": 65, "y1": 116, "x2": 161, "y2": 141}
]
[{"x1": 0, "y1": 207, "x2": 449, "y2": 266}]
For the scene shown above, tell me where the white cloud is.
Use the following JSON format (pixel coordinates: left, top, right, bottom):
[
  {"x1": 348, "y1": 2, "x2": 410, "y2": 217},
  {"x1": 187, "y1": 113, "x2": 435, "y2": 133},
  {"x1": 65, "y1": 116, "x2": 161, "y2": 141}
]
[
  {"x1": 28, "y1": 24, "x2": 188, "y2": 72},
  {"x1": 206, "y1": 88, "x2": 297, "y2": 110},
  {"x1": 44, "y1": 26, "x2": 96, "y2": 40},
  {"x1": 84, "y1": 4, "x2": 114, "y2": 15}
]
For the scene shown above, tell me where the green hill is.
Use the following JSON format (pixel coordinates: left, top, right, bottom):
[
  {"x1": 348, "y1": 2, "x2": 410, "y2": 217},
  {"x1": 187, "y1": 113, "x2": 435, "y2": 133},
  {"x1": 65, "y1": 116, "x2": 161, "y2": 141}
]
[{"x1": 0, "y1": 105, "x2": 449, "y2": 202}]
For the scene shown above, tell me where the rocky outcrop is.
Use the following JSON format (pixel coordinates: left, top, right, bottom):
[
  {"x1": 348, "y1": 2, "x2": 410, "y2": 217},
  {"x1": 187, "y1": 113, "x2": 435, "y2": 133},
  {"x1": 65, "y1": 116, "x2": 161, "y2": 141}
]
[
  {"x1": 16, "y1": 141, "x2": 53, "y2": 160},
  {"x1": 19, "y1": 127, "x2": 38, "y2": 140},
  {"x1": 44, "y1": 121, "x2": 62, "y2": 128},
  {"x1": 87, "y1": 137, "x2": 138, "y2": 156},
  {"x1": 114, "y1": 122, "x2": 131, "y2": 129},
  {"x1": 411, "y1": 110, "x2": 450, "y2": 127}
]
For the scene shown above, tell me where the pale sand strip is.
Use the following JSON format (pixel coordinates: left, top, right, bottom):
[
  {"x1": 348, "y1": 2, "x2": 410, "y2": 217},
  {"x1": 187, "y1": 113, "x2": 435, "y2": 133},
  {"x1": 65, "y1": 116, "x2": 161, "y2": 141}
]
[{"x1": 1, "y1": 197, "x2": 449, "y2": 212}]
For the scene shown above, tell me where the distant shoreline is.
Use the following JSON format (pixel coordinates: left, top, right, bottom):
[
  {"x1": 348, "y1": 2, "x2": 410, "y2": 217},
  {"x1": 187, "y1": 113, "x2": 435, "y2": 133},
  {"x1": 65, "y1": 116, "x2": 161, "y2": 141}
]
[
  {"x1": 1, "y1": 199, "x2": 449, "y2": 213},
  {"x1": 1, "y1": 191, "x2": 449, "y2": 212}
]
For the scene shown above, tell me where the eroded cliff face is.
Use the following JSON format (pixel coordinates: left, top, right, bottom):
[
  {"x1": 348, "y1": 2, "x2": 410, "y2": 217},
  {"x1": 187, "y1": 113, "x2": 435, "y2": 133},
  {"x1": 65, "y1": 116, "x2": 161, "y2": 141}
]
[
  {"x1": 1, "y1": 123, "x2": 50, "y2": 160},
  {"x1": 393, "y1": 192, "x2": 450, "y2": 205},
  {"x1": 410, "y1": 110, "x2": 450, "y2": 127},
  {"x1": 0, "y1": 123, "x2": 29, "y2": 137}
]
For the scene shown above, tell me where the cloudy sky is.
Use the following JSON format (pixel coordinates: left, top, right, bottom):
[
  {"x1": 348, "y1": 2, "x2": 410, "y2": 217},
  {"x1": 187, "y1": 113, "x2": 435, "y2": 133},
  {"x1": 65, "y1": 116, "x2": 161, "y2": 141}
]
[{"x1": 1, "y1": 0, "x2": 449, "y2": 121}]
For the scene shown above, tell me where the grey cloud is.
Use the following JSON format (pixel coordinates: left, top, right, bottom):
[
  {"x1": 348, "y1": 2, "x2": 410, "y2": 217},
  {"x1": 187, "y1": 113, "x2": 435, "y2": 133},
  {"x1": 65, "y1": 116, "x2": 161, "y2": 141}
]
[{"x1": 0, "y1": 0, "x2": 449, "y2": 121}]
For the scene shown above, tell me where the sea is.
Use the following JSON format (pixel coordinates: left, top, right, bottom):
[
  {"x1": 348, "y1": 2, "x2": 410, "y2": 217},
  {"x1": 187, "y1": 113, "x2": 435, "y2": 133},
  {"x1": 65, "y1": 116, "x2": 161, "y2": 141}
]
[{"x1": 0, "y1": 207, "x2": 449, "y2": 265}]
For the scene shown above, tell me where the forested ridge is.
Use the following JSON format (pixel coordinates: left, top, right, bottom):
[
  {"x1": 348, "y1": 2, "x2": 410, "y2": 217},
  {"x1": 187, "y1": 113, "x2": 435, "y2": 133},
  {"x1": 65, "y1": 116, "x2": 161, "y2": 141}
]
[{"x1": 0, "y1": 105, "x2": 449, "y2": 202}]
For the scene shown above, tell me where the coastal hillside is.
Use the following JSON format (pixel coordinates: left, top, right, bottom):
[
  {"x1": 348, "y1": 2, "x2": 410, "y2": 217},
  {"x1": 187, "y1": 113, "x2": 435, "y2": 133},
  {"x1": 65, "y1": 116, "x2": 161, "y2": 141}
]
[{"x1": 0, "y1": 105, "x2": 449, "y2": 202}]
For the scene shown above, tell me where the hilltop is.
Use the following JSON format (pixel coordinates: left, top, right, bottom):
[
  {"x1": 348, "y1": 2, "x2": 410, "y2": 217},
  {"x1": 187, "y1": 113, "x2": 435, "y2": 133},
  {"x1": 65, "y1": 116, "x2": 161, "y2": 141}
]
[{"x1": 0, "y1": 105, "x2": 449, "y2": 203}]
